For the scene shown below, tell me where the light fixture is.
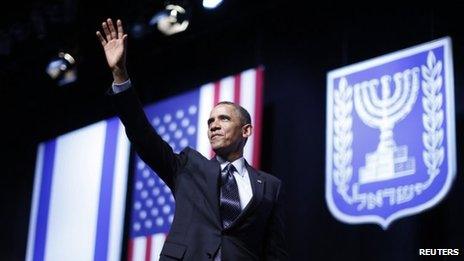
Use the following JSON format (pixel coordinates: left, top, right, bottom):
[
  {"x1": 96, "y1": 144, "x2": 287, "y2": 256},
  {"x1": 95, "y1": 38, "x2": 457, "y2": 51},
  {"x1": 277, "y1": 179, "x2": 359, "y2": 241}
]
[
  {"x1": 202, "y1": 0, "x2": 223, "y2": 9},
  {"x1": 149, "y1": 3, "x2": 190, "y2": 35},
  {"x1": 46, "y1": 52, "x2": 77, "y2": 86}
]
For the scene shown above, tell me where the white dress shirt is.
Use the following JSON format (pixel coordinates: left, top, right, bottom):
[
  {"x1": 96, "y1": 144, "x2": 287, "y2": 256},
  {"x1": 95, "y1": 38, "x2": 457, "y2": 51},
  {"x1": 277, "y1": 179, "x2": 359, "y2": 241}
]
[{"x1": 112, "y1": 79, "x2": 132, "y2": 93}]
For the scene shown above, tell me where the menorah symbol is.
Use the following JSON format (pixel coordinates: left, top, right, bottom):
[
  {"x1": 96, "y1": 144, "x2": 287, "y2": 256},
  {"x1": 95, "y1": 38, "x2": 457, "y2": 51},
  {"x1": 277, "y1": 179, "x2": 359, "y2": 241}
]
[{"x1": 354, "y1": 67, "x2": 420, "y2": 184}]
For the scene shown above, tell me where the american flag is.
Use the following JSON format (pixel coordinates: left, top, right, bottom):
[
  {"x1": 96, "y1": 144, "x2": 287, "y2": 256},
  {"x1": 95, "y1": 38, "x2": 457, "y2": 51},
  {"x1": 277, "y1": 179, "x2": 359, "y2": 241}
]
[{"x1": 127, "y1": 67, "x2": 264, "y2": 261}]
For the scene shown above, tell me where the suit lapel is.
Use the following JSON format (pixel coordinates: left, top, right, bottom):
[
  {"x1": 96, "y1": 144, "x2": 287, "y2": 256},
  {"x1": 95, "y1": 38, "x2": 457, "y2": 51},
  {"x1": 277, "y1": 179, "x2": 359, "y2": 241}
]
[
  {"x1": 226, "y1": 161, "x2": 265, "y2": 230},
  {"x1": 204, "y1": 158, "x2": 222, "y2": 225}
]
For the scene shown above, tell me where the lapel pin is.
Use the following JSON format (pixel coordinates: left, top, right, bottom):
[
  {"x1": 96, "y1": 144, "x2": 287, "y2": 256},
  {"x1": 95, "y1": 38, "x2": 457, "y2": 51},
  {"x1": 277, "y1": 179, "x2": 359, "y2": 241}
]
[{"x1": 257, "y1": 179, "x2": 262, "y2": 184}]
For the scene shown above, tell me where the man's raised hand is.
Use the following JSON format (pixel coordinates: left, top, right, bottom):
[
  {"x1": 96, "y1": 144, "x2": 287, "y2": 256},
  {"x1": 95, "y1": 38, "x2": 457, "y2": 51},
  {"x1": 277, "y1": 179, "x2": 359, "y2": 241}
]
[{"x1": 96, "y1": 18, "x2": 128, "y2": 83}]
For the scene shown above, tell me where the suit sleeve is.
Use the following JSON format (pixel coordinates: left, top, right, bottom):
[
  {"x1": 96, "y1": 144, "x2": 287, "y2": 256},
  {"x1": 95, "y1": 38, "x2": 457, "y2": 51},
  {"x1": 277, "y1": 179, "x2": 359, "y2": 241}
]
[
  {"x1": 108, "y1": 86, "x2": 186, "y2": 190},
  {"x1": 265, "y1": 181, "x2": 289, "y2": 261}
]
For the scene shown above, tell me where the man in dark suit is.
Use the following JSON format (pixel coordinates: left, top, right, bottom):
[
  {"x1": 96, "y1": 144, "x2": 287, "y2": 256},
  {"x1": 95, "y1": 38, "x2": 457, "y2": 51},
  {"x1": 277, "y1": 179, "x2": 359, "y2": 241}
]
[{"x1": 97, "y1": 18, "x2": 288, "y2": 261}]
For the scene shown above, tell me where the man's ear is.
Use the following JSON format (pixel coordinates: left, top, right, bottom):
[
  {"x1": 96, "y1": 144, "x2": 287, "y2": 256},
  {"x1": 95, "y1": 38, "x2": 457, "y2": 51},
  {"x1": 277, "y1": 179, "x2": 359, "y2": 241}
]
[{"x1": 242, "y1": 124, "x2": 252, "y2": 138}]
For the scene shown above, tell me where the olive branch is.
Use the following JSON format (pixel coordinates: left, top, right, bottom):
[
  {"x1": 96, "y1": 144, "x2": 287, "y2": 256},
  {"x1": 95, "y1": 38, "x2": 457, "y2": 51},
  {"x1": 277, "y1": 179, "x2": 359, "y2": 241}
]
[
  {"x1": 333, "y1": 77, "x2": 354, "y2": 203},
  {"x1": 421, "y1": 51, "x2": 445, "y2": 187}
]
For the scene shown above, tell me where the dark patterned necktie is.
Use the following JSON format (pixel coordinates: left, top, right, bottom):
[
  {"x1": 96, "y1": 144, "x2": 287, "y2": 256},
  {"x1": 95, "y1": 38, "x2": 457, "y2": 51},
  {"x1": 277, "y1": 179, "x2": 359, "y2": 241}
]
[{"x1": 220, "y1": 163, "x2": 241, "y2": 229}]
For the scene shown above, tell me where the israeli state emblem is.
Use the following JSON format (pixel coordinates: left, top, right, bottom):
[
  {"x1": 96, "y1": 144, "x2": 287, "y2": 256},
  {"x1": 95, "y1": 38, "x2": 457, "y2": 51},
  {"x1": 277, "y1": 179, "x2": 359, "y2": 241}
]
[{"x1": 326, "y1": 37, "x2": 457, "y2": 229}]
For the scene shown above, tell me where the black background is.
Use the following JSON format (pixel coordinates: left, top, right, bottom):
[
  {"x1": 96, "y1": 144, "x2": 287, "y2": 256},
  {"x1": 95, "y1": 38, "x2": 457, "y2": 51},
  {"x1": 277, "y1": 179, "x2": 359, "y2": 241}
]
[{"x1": 1, "y1": 1, "x2": 463, "y2": 260}]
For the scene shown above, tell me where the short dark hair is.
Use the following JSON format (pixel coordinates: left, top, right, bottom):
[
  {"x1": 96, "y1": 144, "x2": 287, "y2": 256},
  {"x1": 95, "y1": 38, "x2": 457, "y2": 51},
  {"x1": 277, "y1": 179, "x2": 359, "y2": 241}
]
[{"x1": 216, "y1": 101, "x2": 252, "y2": 126}]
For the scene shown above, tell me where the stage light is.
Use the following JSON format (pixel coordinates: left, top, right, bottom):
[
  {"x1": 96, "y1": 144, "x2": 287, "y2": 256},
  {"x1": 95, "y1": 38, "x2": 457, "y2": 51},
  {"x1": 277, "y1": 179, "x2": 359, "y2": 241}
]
[
  {"x1": 46, "y1": 52, "x2": 77, "y2": 86},
  {"x1": 130, "y1": 22, "x2": 148, "y2": 39},
  {"x1": 202, "y1": 0, "x2": 222, "y2": 9},
  {"x1": 149, "y1": 4, "x2": 190, "y2": 35}
]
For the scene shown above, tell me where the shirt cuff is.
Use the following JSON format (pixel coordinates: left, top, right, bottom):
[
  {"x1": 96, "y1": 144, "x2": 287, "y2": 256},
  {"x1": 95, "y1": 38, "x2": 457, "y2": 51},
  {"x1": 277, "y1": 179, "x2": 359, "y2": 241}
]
[{"x1": 111, "y1": 79, "x2": 132, "y2": 94}]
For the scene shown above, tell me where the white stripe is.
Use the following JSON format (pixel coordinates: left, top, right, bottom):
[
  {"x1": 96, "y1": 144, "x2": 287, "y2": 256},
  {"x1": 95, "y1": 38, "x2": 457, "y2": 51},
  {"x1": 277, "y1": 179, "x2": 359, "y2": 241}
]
[
  {"x1": 26, "y1": 143, "x2": 45, "y2": 261},
  {"x1": 44, "y1": 122, "x2": 107, "y2": 261},
  {"x1": 197, "y1": 83, "x2": 214, "y2": 158},
  {"x1": 132, "y1": 237, "x2": 147, "y2": 261},
  {"x1": 151, "y1": 234, "x2": 166, "y2": 261},
  {"x1": 240, "y1": 69, "x2": 257, "y2": 165},
  {"x1": 107, "y1": 121, "x2": 131, "y2": 261},
  {"x1": 219, "y1": 76, "x2": 234, "y2": 102}
]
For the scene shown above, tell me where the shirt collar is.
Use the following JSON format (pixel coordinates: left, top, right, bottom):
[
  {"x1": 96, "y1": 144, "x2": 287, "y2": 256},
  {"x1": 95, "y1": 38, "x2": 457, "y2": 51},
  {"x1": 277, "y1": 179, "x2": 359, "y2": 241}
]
[{"x1": 216, "y1": 155, "x2": 245, "y2": 177}]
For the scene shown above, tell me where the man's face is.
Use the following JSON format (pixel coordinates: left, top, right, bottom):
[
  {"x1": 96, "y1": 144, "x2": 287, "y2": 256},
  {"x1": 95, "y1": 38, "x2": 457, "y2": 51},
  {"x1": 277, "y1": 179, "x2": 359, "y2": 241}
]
[{"x1": 207, "y1": 104, "x2": 250, "y2": 155}]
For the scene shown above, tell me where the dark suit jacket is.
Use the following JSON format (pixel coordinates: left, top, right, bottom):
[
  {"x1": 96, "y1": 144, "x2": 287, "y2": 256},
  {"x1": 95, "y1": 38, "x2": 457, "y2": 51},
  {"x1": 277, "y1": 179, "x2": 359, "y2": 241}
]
[{"x1": 110, "y1": 87, "x2": 288, "y2": 260}]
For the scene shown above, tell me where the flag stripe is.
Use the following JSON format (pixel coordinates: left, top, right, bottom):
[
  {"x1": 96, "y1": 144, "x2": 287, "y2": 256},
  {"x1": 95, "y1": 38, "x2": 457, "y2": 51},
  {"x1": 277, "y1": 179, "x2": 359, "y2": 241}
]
[
  {"x1": 234, "y1": 75, "x2": 241, "y2": 104},
  {"x1": 26, "y1": 144, "x2": 45, "y2": 261},
  {"x1": 213, "y1": 81, "x2": 220, "y2": 105},
  {"x1": 33, "y1": 140, "x2": 56, "y2": 261},
  {"x1": 132, "y1": 237, "x2": 147, "y2": 261},
  {"x1": 94, "y1": 119, "x2": 120, "y2": 261},
  {"x1": 45, "y1": 122, "x2": 106, "y2": 260},
  {"x1": 108, "y1": 121, "x2": 130, "y2": 261},
  {"x1": 197, "y1": 84, "x2": 214, "y2": 158},
  {"x1": 240, "y1": 69, "x2": 257, "y2": 165},
  {"x1": 129, "y1": 234, "x2": 167, "y2": 261},
  {"x1": 151, "y1": 234, "x2": 166, "y2": 261},
  {"x1": 145, "y1": 236, "x2": 152, "y2": 261},
  {"x1": 253, "y1": 67, "x2": 264, "y2": 167},
  {"x1": 219, "y1": 76, "x2": 234, "y2": 102},
  {"x1": 212, "y1": 81, "x2": 221, "y2": 158},
  {"x1": 127, "y1": 239, "x2": 134, "y2": 261}
]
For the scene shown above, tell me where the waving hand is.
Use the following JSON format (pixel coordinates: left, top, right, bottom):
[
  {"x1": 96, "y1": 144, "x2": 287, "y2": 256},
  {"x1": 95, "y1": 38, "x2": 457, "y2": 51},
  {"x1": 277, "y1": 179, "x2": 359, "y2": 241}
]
[{"x1": 96, "y1": 18, "x2": 128, "y2": 83}]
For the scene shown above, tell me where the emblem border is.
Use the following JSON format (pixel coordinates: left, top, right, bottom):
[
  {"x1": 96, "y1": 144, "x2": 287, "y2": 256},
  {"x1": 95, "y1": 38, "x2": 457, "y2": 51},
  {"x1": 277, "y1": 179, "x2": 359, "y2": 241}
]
[{"x1": 325, "y1": 37, "x2": 457, "y2": 229}]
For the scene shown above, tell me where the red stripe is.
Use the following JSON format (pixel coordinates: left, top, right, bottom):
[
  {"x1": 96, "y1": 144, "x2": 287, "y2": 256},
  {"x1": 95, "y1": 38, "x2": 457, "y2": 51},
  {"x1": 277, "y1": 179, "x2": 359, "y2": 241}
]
[
  {"x1": 211, "y1": 81, "x2": 221, "y2": 158},
  {"x1": 145, "y1": 236, "x2": 152, "y2": 261},
  {"x1": 127, "y1": 239, "x2": 134, "y2": 261},
  {"x1": 234, "y1": 74, "x2": 241, "y2": 104},
  {"x1": 213, "y1": 81, "x2": 221, "y2": 105},
  {"x1": 253, "y1": 67, "x2": 264, "y2": 168}
]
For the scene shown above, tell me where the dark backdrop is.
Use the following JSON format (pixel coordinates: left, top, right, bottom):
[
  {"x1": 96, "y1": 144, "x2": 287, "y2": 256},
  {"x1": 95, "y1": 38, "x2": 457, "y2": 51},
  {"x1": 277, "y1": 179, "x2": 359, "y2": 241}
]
[{"x1": 1, "y1": 1, "x2": 462, "y2": 260}]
